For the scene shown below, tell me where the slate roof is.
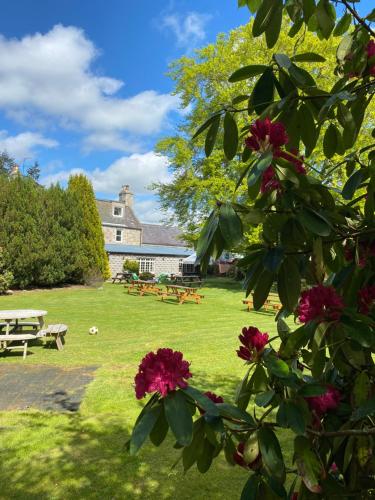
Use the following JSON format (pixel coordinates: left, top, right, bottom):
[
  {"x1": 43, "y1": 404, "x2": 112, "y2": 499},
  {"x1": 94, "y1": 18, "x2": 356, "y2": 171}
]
[
  {"x1": 105, "y1": 244, "x2": 192, "y2": 257},
  {"x1": 141, "y1": 223, "x2": 185, "y2": 247},
  {"x1": 96, "y1": 199, "x2": 141, "y2": 229}
]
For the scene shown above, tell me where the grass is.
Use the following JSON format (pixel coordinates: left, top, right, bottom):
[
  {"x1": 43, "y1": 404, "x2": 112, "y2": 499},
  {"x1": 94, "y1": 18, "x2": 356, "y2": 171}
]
[{"x1": 0, "y1": 278, "x2": 288, "y2": 500}]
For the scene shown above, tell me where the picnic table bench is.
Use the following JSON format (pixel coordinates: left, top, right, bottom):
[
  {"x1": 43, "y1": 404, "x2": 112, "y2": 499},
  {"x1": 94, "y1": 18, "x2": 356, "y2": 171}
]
[
  {"x1": 111, "y1": 272, "x2": 133, "y2": 284},
  {"x1": 243, "y1": 293, "x2": 282, "y2": 313},
  {"x1": 125, "y1": 280, "x2": 162, "y2": 296},
  {"x1": 170, "y1": 275, "x2": 204, "y2": 288},
  {"x1": 160, "y1": 285, "x2": 204, "y2": 305}
]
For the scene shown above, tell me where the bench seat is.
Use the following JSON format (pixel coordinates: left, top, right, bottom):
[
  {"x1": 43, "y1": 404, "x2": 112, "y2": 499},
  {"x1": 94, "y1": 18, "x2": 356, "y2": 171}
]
[{"x1": 0, "y1": 333, "x2": 37, "y2": 359}]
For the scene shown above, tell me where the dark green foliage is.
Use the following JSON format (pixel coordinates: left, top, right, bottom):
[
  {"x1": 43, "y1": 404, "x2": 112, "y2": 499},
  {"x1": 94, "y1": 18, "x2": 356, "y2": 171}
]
[
  {"x1": 0, "y1": 172, "x2": 109, "y2": 287},
  {"x1": 68, "y1": 174, "x2": 110, "y2": 281},
  {"x1": 0, "y1": 246, "x2": 13, "y2": 293},
  {"x1": 123, "y1": 259, "x2": 139, "y2": 273}
]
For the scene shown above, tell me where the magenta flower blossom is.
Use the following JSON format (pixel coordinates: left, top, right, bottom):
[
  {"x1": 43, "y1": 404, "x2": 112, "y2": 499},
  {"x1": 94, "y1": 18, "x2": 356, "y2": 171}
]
[
  {"x1": 367, "y1": 40, "x2": 375, "y2": 76},
  {"x1": 305, "y1": 386, "x2": 341, "y2": 418},
  {"x1": 134, "y1": 348, "x2": 192, "y2": 399},
  {"x1": 358, "y1": 285, "x2": 375, "y2": 315},
  {"x1": 297, "y1": 285, "x2": 344, "y2": 323},
  {"x1": 275, "y1": 148, "x2": 306, "y2": 174},
  {"x1": 233, "y1": 442, "x2": 262, "y2": 470},
  {"x1": 237, "y1": 326, "x2": 269, "y2": 361},
  {"x1": 260, "y1": 165, "x2": 282, "y2": 193},
  {"x1": 245, "y1": 118, "x2": 289, "y2": 152}
]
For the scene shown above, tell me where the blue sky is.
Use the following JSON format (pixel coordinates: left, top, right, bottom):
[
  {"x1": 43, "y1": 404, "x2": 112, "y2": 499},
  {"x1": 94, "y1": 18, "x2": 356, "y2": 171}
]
[{"x1": 0, "y1": 1, "x2": 372, "y2": 222}]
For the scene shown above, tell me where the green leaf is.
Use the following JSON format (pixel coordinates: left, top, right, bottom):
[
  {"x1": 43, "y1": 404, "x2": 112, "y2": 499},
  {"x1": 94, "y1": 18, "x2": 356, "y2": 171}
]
[
  {"x1": 342, "y1": 170, "x2": 364, "y2": 200},
  {"x1": 164, "y1": 391, "x2": 193, "y2": 446},
  {"x1": 219, "y1": 203, "x2": 243, "y2": 247},
  {"x1": 252, "y1": 67, "x2": 274, "y2": 114},
  {"x1": 264, "y1": 355, "x2": 290, "y2": 378},
  {"x1": 282, "y1": 323, "x2": 316, "y2": 357},
  {"x1": 338, "y1": 104, "x2": 357, "y2": 149},
  {"x1": 241, "y1": 474, "x2": 260, "y2": 500},
  {"x1": 294, "y1": 436, "x2": 323, "y2": 493},
  {"x1": 182, "y1": 386, "x2": 220, "y2": 416},
  {"x1": 263, "y1": 246, "x2": 284, "y2": 273},
  {"x1": 316, "y1": 0, "x2": 335, "y2": 38},
  {"x1": 223, "y1": 112, "x2": 238, "y2": 160},
  {"x1": 129, "y1": 405, "x2": 161, "y2": 455},
  {"x1": 204, "y1": 115, "x2": 221, "y2": 157},
  {"x1": 297, "y1": 208, "x2": 331, "y2": 237},
  {"x1": 253, "y1": 268, "x2": 274, "y2": 310},
  {"x1": 353, "y1": 372, "x2": 370, "y2": 407},
  {"x1": 257, "y1": 427, "x2": 286, "y2": 484},
  {"x1": 291, "y1": 52, "x2": 326, "y2": 62},
  {"x1": 302, "y1": 0, "x2": 316, "y2": 22},
  {"x1": 192, "y1": 113, "x2": 221, "y2": 140},
  {"x1": 229, "y1": 65, "x2": 268, "y2": 82},
  {"x1": 217, "y1": 403, "x2": 256, "y2": 426},
  {"x1": 323, "y1": 123, "x2": 337, "y2": 159},
  {"x1": 289, "y1": 18, "x2": 304, "y2": 37},
  {"x1": 289, "y1": 64, "x2": 316, "y2": 88},
  {"x1": 299, "y1": 103, "x2": 318, "y2": 156},
  {"x1": 278, "y1": 256, "x2": 301, "y2": 312},
  {"x1": 247, "y1": 0, "x2": 262, "y2": 13},
  {"x1": 255, "y1": 390, "x2": 275, "y2": 407},
  {"x1": 248, "y1": 150, "x2": 273, "y2": 186},
  {"x1": 337, "y1": 34, "x2": 353, "y2": 63},
  {"x1": 277, "y1": 400, "x2": 306, "y2": 434},
  {"x1": 196, "y1": 211, "x2": 219, "y2": 262},
  {"x1": 265, "y1": 1, "x2": 282, "y2": 49},
  {"x1": 333, "y1": 12, "x2": 352, "y2": 36},
  {"x1": 197, "y1": 438, "x2": 215, "y2": 473},
  {"x1": 351, "y1": 396, "x2": 375, "y2": 422},
  {"x1": 274, "y1": 53, "x2": 292, "y2": 69},
  {"x1": 298, "y1": 384, "x2": 327, "y2": 397},
  {"x1": 149, "y1": 406, "x2": 169, "y2": 446},
  {"x1": 182, "y1": 419, "x2": 205, "y2": 471},
  {"x1": 252, "y1": 0, "x2": 277, "y2": 37},
  {"x1": 343, "y1": 319, "x2": 374, "y2": 348}
]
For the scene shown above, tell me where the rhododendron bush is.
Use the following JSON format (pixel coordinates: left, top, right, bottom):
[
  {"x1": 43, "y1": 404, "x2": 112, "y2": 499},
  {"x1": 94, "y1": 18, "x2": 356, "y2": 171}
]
[{"x1": 128, "y1": 1, "x2": 375, "y2": 498}]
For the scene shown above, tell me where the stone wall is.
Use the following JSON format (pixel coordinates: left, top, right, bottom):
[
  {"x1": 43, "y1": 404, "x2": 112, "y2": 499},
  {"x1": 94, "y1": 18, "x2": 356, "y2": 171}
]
[
  {"x1": 107, "y1": 253, "x2": 184, "y2": 276},
  {"x1": 102, "y1": 225, "x2": 141, "y2": 245}
]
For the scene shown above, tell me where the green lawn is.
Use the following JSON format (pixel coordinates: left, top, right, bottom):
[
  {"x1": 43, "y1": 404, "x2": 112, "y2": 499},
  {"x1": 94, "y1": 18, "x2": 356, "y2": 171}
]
[{"x1": 0, "y1": 278, "x2": 286, "y2": 500}]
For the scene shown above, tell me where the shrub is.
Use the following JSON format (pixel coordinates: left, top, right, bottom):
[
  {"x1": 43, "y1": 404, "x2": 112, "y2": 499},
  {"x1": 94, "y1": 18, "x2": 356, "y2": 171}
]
[
  {"x1": 123, "y1": 259, "x2": 139, "y2": 273},
  {"x1": 139, "y1": 272, "x2": 154, "y2": 281},
  {"x1": 0, "y1": 247, "x2": 12, "y2": 294}
]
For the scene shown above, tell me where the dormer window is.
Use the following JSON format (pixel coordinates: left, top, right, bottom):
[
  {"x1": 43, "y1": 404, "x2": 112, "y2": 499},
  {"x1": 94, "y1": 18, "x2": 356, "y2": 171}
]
[{"x1": 113, "y1": 206, "x2": 123, "y2": 217}]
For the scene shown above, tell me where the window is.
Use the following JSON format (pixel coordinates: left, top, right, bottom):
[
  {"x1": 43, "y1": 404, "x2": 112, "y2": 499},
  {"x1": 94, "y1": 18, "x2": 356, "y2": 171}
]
[
  {"x1": 139, "y1": 258, "x2": 155, "y2": 274},
  {"x1": 115, "y1": 229, "x2": 122, "y2": 242},
  {"x1": 113, "y1": 206, "x2": 123, "y2": 217},
  {"x1": 178, "y1": 259, "x2": 183, "y2": 272}
]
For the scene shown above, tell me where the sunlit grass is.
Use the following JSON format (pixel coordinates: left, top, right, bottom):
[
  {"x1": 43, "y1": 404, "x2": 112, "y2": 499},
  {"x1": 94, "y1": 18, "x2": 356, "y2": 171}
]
[{"x1": 0, "y1": 278, "x2": 286, "y2": 499}]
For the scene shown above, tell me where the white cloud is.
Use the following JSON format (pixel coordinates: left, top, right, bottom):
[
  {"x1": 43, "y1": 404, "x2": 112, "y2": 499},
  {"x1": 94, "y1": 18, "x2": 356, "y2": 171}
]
[
  {"x1": 134, "y1": 198, "x2": 165, "y2": 224},
  {"x1": 41, "y1": 151, "x2": 171, "y2": 195},
  {"x1": 0, "y1": 130, "x2": 57, "y2": 159},
  {"x1": 0, "y1": 25, "x2": 179, "y2": 150},
  {"x1": 161, "y1": 12, "x2": 211, "y2": 47}
]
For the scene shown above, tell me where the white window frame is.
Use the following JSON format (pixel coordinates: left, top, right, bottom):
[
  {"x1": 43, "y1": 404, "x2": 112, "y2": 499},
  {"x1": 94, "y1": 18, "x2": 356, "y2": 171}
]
[
  {"x1": 113, "y1": 206, "x2": 123, "y2": 217},
  {"x1": 139, "y1": 258, "x2": 155, "y2": 274},
  {"x1": 115, "y1": 229, "x2": 123, "y2": 242}
]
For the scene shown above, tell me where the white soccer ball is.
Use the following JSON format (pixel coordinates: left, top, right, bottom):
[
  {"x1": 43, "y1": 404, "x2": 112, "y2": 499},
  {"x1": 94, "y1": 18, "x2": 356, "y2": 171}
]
[{"x1": 89, "y1": 326, "x2": 98, "y2": 335}]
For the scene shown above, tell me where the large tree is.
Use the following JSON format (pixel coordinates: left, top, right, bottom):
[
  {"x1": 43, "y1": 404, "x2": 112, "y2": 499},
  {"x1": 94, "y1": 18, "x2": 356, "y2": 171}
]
[
  {"x1": 154, "y1": 19, "x2": 374, "y2": 243},
  {"x1": 67, "y1": 174, "x2": 110, "y2": 281}
]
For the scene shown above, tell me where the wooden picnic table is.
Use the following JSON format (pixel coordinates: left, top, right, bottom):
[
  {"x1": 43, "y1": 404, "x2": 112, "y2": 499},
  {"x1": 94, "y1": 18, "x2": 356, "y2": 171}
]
[
  {"x1": 243, "y1": 293, "x2": 281, "y2": 313},
  {"x1": 161, "y1": 285, "x2": 204, "y2": 305},
  {"x1": 112, "y1": 272, "x2": 133, "y2": 284},
  {"x1": 126, "y1": 280, "x2": 162, "y2": 296},
  {"x1": 170, "y1": 275, "x2": 204, "y2": 287},
  {"x1": 0, "y1": 309, "x2": 47, "y2": 359}
]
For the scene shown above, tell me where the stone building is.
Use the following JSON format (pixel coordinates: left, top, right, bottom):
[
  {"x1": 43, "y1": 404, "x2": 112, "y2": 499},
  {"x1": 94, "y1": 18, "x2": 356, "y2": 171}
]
[{"x1": 96, "y1": 185, "x2": 192, "y2": 276}]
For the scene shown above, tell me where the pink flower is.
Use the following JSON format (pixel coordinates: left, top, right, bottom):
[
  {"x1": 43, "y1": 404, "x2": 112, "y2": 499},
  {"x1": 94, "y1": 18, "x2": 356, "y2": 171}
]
[
  {"x1": 134, "y1": 348, "x2": 192, "y2": 399},
  {"x1": 233, "y1": 442, "x2": 262, "y2": 470},
  {"x1": 367, "y1": 40, "x2": 375, "y2": 76},
  {"x1": 358, "y1": 285, "x2": 375, "y2": 315},
  {"x1": 245, "y1": 118, "x2": 288, "y2": 153},
  {"x1": 237, "y1": 326, "x2": 269, "y2": 361},
  {"x1": 297, "y1": 285, "x2": 344, "y2": 323},
  {"x1": 305, "y1": 386, "x2": 341, "y2": 418},
  {"x1": 275, "y1": 148, "x2": 306, "y2": 174},
  {"x1": 260, "y1": 165, "x2": 282, "y2": 193},
  {"x1": 291, "y1": 494, "x2": 298, "y2": 500}
]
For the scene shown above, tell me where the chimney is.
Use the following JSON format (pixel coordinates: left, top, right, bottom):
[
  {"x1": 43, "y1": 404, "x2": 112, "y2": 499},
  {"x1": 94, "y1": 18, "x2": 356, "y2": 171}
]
[{"x1": 119, "y1": 184, "x2": 133, "y2": 207}]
